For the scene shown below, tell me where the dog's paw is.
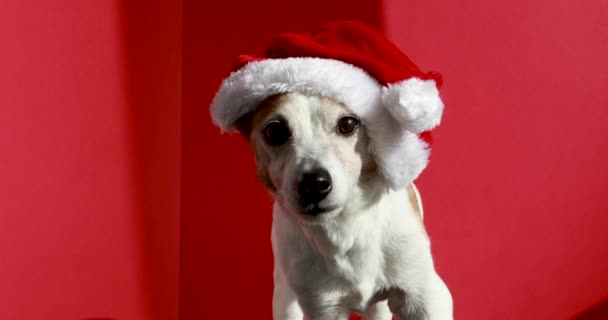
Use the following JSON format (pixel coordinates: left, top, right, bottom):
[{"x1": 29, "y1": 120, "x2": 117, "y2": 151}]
[{"x1": 386, "y1": 288, "x2": 428, "y2": 320}]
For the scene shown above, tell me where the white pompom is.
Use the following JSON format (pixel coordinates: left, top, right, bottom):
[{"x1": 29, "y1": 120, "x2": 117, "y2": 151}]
[
  {"x1": 381, "y1": 78, "x2": 444, "y2": 133},
  {"x1": 364, "y1": 106, "x2": 430, "y2": 189}
]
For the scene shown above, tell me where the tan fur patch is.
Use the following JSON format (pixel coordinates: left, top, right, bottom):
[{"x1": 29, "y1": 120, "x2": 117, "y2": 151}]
[
  {"x1": 244, "y1": 94, "x2": 289, "y2": 192},
  {"x1": 406, "y1": 184, "x2": 421, "y2": 218},
  {"x1": 407, "y1": 183, "x2": 428, "y2": 238},
  {"x1": 249, "y1": 94, "x2": 289, "y2": 136}
]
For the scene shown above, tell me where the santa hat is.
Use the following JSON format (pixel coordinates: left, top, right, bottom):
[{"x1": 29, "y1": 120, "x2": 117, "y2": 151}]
[{"x1": 210, "y1": 21, "x2": 444, "y2": 189}]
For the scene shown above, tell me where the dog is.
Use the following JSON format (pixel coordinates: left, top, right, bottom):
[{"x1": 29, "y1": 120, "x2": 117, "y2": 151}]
[{"x1": 235, "y1": 92, "x2": 453, "y2": 320}]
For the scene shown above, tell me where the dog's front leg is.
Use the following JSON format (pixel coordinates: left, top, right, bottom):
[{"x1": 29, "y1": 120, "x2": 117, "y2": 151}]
[
  {"x1": 386, "y1": 272, "x2": 453, "y2": 320},
  {"x1": 386, "y1": 288, "x2": 428, "y2": 320},
  {"x1": 299, "y1": 303, "x2": 349, "y2": 320},
  {"x1": 363, "y1": 300, "x2": 392, "y2": 320},
  {"x1": 295, "y1": 294, "x2": 349, "y2": 320},
  {"x1": 273, "y1": 266, "x2": 303, "y2": 320},
  {"x1": 302, "y1": 312, "x2": 349, "y2": 320}
]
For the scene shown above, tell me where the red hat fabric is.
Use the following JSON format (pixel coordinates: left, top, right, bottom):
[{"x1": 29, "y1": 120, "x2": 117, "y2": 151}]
[
  {"x1": 210, "y1": 21, "x2": 444, "y2": 189},
  {"x1": 236, "y1": 21, "x2": 442, "y2": 86}
]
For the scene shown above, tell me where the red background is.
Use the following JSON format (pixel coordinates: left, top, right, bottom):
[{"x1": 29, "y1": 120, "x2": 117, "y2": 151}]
[
  {"x1": 1, "y1": 0, "x2": 607, "y2": 319},
  {"x1": 0, "y1": 1, "x2": 180, "y2": 319}
]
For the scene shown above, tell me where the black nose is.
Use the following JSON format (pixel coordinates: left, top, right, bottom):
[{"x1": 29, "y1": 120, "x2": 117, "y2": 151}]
[{"x1": 297, "y1": 168, "x2": 332, "y2": 204}]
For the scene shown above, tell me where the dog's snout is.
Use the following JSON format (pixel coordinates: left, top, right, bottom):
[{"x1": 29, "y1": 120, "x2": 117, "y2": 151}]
[{"x1": 297, "y1": 168, "x2": 332, "y2": 204}]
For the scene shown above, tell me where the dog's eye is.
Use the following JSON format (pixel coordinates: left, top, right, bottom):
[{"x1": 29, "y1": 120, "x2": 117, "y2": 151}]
[
  {"x1": 337, "y1": 116, "x2": 359, "y2": 136},
  {"x1": 263, "y1": 120, "x2": 291, "y2": 146}
]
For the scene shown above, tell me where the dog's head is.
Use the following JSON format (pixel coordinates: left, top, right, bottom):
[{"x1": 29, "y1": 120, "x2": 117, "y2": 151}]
[{"x1": 236, "y1": 93, "x2": 381, "y2": 222}]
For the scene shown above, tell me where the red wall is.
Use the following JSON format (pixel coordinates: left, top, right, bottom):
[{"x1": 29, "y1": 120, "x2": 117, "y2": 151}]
[
  {"x1": 2, "y1": 0, "x2": 607, "y2": 319},
  {"x1": 385, "y1": 0, "x2": 608, "y2": 318},
  {"x1": 0, "y1": 1, "x2": 181, "y2": 319}
]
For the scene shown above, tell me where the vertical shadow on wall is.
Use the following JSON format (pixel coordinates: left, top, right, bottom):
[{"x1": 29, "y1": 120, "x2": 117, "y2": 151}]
[
  {"x1": 118, "y1": 1, "x2": 182, "y2": 320},
  {"x1": 180, "y1": 1, "x2": 383, "y2": 319}
]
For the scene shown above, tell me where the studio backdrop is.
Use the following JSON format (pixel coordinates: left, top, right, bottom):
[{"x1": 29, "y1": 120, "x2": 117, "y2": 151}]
[{"x1": 1, "y1": 0, "x2": 607, "y2": 319}]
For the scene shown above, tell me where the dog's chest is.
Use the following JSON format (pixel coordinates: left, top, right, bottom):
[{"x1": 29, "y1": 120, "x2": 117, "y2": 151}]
[{"x1": 281, "y1": 221, "x2": 387, "y2": 311}]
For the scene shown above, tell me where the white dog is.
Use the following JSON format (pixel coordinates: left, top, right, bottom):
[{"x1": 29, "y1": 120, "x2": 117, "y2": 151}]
[{"x1": 234, "y1": 92, "x2": 452, "y2": 320}]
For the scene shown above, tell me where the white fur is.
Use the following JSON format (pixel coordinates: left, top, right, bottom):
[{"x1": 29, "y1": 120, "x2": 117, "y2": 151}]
[
  {"x1": 245, "y1": 94, "x2": 452, "y2": 320},
  {"x1": 364, "y1": 108, "x2": 430, "y2": 190},
  {"x1": 382, "y1": 78, "x2": 444, "y2": 133},
  {"x1": 210, "y1": 58, "x2": 381, "y2": 133},
  {"x1": 210, "y1": 58, "x2": 443, "y2": 189},
  {"x1": 271, "y1": 187, "x2": 452, "y2": 320}
]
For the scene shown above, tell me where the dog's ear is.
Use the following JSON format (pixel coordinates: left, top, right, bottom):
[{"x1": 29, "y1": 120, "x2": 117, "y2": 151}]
[{"x1": 234, "y1": 114, "x2": 253, "y2": 141}]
